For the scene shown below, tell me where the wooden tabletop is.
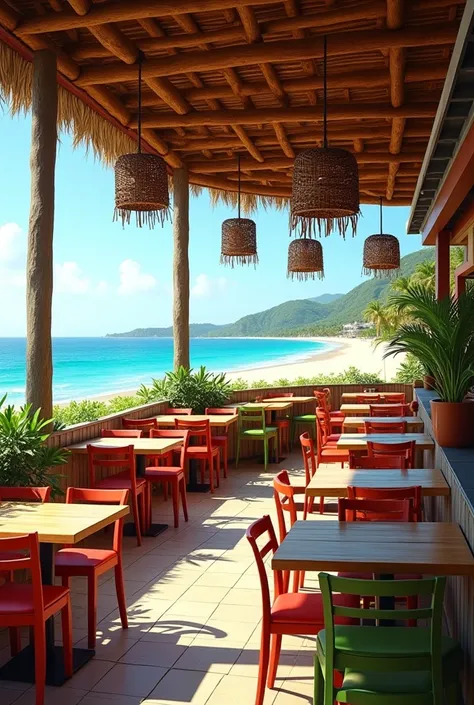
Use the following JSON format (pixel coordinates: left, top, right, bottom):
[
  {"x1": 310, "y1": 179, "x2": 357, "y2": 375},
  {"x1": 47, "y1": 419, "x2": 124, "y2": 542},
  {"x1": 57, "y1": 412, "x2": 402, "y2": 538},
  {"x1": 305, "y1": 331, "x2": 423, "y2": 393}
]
[
  {"x1": 272, "y1": 520, "x2": 474, "y2": 576},
  {"x1": 67, "y1": 437, "x2": 182, "y2": 455},
  {"x1": 261, "y1": 396, "x2": 315, "y2": 404},
  {"x1": 337, "y1": 433, "x2": 434, "y2": 451},
  {"x1": 154, "y1": 413, "x2": 238, "y2": 428},
  {"x1": 227, "y1": 401, "x2": 293, "y2": 411},
  {"x1": 340, "y1": 403, "x2": 409, "y2": 416},
  {"x1": 0, "y1": 502, "x2": 129, "y2": 544},
  {"x1": 342, "y1": 416, "x2": 423, "y2": 432},
  {"x1": 305, "y1": 468, "x2": 450, "y2": 498},
  {"x1": 341, "y1": 392, "x2": 389, "y2": 401}
]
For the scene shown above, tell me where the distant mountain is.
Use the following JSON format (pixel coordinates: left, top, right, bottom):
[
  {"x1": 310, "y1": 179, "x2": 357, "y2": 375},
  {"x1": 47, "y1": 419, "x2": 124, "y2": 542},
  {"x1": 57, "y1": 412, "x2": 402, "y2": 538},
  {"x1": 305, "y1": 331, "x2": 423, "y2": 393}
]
[
  {"x1": 106, "y1": 323, "x2": 218, "y2": 338},
  {"x1": 308, "y1": 293, "x2": 344, "y2": 304},
  {"x1": 107, "y1": 248, "x2": 434, "y2": 339}
]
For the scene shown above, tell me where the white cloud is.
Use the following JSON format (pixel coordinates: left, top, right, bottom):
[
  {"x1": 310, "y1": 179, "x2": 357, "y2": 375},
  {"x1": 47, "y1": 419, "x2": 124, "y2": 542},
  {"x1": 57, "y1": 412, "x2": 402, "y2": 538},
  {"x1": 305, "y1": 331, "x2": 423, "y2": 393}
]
[
  {"x1": 55, "y1": 261, "x2": 90, "y2": 294},
  {"x1": 118, "y1": 259, "x2": 157, "y2": 295},
  {"x1": 96, "y1": 280, "x2": 108, "y2": 294},
  {"x1": 191, "y1": 274, "x2": 228, "y2": 298},
  {"x1": 0, "y1": 222, "x2": 24, "y2": 265}
]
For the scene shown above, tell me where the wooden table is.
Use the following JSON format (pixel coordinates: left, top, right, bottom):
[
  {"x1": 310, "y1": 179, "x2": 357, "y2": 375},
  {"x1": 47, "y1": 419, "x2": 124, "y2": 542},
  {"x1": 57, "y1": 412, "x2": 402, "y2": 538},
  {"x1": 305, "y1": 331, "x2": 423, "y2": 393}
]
[
  {"x1": 154, "y1": 413, "x2": 238, "y2": 428},
  {"x1": 340, "y1": 403, "x2": 406, "y2": 416},
  {"x1": 342, "y1": 416, "x2": 423, "y2": 432},
  {"x1": 272, "y1": 520, "x2": 474, "y2": 576},
  {"x1": 0, "y1": 501, "x2": 128, "y2": 686},
  {"x1": 261, "y1": 396, "x2": 315, "y2": 404},
  {"x1": 341, "y1": 392, "x2": 389, "y2": 402},
  {"x1": 305, "y1": 468, "x2": 450, "y2": 501},
  {"x1": 227, "y1": 401, "x2": 293, "y2": 412}
]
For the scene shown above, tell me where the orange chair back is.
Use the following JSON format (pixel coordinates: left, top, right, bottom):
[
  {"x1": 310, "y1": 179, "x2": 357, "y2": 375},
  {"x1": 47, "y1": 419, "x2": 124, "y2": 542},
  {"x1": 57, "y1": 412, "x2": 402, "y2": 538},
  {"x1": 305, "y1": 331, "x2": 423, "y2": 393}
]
[
  {"x1": 205, "y1": 407, "x2": 238, "y2": 415},
  {"x1": 338, "y1": 497, "x2": 412, "y2": 522},
  {"x1": 364, "y1": 420, "x2": 407, "y2": 434},
  {"x1": 273, "y1": 470, "x2": 302, "y2": 543},
  {"x1": 315, "y1": 408, "x2": 332, "y2": 445},
  {"x1": 314, "y1": 390, "x2": 329, "y2": 411},
  {"x1": 0, "y1": 533, "x2": 43, "y2": 611},
  {"x1": 122, "y1": 417, "x2": 158, "y2": 436},
  {"x1": 350, "y1": 455, "x2": 408, "y2": 470},
  {"x1": 164, "y1": 408, "x2": 192, "y2": 415},
  {"x1": 0, "y1": 487, "x2": 50, "y2": 502},
  {"x1": 356, "y1": 394, "x2": 381, "y2": 404},
  {"x1": 367, "y1": 440, "x2": 416, "y2": 469},
  {"x1": 65, "y1": 487, "x2": 129, "y2": 553},
  {"x1": 384, "y1": 393, "x2": 406, "y2": 404},
  {"x1": 150, "y1": 429, "x2": 190, "y2": 469},
  {"x1": 347, "y1": 485, "x2": 422, "y2": 521},
  {"x1": 246, "y1": 516, "x2": 285, "y2": 622},
  {"x1": 300, "y1": 432, "x2": 317, "y2": 486},
  {"x1": 87, "y1": 444, "x2": 137, "y2": 490},
  {"x1": 175, "y1": 418, "x2": 212, "y2": 449},
  {"x1": 102, "y1": 429, "x2": 142, "y2": 438},
  {"x1": 369, "y1": 404, "x2": 410, "y2": 417}
]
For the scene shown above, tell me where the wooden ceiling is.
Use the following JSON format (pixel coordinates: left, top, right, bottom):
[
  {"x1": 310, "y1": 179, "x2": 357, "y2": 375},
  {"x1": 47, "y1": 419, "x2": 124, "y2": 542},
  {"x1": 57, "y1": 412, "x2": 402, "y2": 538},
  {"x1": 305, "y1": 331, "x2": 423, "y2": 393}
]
[{"x1": 0, "y1": 0, "x2": 467, "y2": 206}]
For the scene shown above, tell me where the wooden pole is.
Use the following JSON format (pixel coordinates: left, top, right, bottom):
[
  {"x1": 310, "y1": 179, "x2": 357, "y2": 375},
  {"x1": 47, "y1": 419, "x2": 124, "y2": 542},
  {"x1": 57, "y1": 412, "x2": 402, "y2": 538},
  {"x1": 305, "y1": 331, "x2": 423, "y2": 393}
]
[
  {"x1": 26, "y1": 50, "x2": 57, "y2": 420},
  {"x1": 435, "y1": 229, "x2": 451, "y2": 300},
  {"x1": 173, "y1": 166, "x2": 190, "y2": 370}
]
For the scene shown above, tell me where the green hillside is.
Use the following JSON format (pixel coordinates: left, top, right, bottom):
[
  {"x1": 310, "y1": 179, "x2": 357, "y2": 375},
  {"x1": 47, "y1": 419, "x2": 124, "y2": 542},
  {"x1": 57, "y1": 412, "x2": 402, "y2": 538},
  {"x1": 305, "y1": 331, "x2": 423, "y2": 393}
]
[
  {"x1": 211, "y1": 248, "x2": 434, "y2": 337},
  {"x1": 106, "y1": 323, "x2": 218, "y2": 338}
]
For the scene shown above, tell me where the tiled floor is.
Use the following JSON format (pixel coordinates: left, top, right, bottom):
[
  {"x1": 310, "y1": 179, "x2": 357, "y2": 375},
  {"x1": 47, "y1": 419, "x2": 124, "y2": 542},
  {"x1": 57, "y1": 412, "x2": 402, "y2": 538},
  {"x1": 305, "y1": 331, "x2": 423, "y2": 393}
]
[{"x1": 0, "y1": 450, "x2": 327, "y2": 705}]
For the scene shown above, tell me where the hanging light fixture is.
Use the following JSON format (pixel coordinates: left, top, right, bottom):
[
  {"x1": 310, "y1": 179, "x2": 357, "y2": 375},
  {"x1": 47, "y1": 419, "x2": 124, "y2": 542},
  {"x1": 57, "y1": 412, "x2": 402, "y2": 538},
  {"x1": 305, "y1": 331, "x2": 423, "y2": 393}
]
[
  {"x1": 114, "y1": 53, "x2": 169, "y2": 228},
  {"x1": 287, "y1": 238, "x2": 324, "y2": 281},
  {"x1": 291, "y1": 36, "x2": 360, "y2": 238},
  {"x1": 362, "y1": 197, "x2": 400, "y2": 277},
  {"x1": 220, "y1": 154, "x2": 258, "y2": 267}
]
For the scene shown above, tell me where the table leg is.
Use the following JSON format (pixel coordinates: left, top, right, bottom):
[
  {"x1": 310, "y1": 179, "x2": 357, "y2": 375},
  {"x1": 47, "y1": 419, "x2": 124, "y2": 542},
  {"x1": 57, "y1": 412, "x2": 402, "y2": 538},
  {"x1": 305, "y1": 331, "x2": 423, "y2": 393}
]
[
  {"x1": 124, "y1": 455, "x2": 169, "y2": 537},
  {"x1": 0, "y1": 543, "x2": 94, "y2": 686}
]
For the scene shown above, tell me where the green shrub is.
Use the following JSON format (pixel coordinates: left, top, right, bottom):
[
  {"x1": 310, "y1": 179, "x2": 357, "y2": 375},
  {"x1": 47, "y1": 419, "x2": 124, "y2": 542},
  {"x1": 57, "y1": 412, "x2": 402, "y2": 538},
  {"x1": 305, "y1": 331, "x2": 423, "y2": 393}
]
[
  {"x1": 138, "y1": 366, "x2": 232, "y2": 414},
  {"x1": 392, "y1": 353, "x2": 425, "y2": 383},
  {"x1": 0, "y1": 396, "x2": 68, "y2": 496},
  {"x1": 107, "y1": 395, "x2": 142, "y2": 413},
  {"x1": 53, "y1": 399, "x2": 108, "y2": 426}
]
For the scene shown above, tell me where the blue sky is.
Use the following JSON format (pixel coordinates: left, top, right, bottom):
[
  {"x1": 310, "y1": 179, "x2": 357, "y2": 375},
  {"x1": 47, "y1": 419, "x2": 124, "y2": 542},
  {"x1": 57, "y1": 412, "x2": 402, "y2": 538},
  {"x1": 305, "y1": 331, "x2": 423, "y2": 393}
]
[{"x1": 0, "y1": 111, "x2": 424, "y2": 336}]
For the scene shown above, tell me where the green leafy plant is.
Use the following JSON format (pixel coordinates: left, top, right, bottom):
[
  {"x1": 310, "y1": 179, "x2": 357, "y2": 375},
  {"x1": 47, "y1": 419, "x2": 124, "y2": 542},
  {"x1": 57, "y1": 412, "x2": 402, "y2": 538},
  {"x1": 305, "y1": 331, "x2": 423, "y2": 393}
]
[
  {"x1": 140, "y1": 366, "x2": 232, "y2": 413},
  {"x1": 53, "y1": 399, "x2": 108, "y2": 426},
  {"x1": 0, "y1": 396, "x2": 68, "y2": 496},
  {"x1": 106, "y1": 395, "x2": 142, "y2": 413},
  {"x1": 392, "y1": 353, "x2": 425, "y2": 383},
  {"x1": 385, "y1": 285, "x2": 474, "y2": 402}
]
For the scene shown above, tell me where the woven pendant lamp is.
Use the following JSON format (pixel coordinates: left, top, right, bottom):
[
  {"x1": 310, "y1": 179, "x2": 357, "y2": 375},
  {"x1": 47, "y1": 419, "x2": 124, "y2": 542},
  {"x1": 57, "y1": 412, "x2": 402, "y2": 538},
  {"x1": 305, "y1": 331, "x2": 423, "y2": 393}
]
[
  {"x1": 287, "y1": 238, "x2": 324, "y2": 281},
  {"x1": 290, "y1": 36, "x2": 360, "y2": 239},
  {"x1": 114, "y1": 54, "x2": 169, "y2": 228},
  {"x1": 363, "y1": 197, "x2": 400, "y2": 278},
  {"x1": 220, "y1": 155, "x2": 258, "y2": 267}
]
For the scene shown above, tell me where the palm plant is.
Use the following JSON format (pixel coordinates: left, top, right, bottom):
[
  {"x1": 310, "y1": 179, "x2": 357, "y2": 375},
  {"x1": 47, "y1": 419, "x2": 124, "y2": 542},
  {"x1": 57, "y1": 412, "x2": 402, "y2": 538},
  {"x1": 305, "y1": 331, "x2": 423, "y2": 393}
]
[
  {"x1": 137, "y1": 366, "x2": 232, "y2": 413},
  {"x1": 384, "y1": 285, "x2": 474, "y2": 402},
  {"x1": 363, "y1": 300, "x2": 389, "y2": 337},
  {"x1": 411, "y1": 261, "x2": 436, "y2": 291}
]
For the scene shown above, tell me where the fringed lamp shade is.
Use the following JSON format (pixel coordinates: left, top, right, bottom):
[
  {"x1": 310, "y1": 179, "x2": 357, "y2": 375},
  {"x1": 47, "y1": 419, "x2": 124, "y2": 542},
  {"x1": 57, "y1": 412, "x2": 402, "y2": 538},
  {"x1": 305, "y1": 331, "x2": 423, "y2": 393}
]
[
  {"x1": 363, "y1": 234, "x2": 400, "y2": 278},
  {"x1": 291, "y1": 148, "x2": 360, "y2": 238},
  {"x1": 221, "y1": 218, "x2": 258, "y2": 267},
  {"x1": 114, "y1": 153, "x2": 170, "y2": 228},
  {"x1": 287, "y1": 238, "x2": 324, "y2": 281}
]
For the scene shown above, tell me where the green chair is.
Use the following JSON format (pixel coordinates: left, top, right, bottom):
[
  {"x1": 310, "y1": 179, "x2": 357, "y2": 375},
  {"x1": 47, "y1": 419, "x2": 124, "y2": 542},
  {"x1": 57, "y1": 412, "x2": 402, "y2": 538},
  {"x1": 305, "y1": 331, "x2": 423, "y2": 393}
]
[
  {"x1": 235, "y1": 406, "x2": 278, "y2": 472},
  {"x1": 291, "y1": 406, "x2": 317, "y2": 442},
  {"x1": 315, "y1": 573, "x2": 463, "y2": 705}
]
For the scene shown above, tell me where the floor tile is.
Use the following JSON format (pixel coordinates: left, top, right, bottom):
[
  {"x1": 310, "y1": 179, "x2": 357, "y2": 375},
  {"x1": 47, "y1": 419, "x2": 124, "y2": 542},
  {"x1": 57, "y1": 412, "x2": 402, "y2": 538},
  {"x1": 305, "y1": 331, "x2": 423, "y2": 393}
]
[
  {"x1": 63, "y1": 659, "x2": 115, "y2": 691},
  {"x1": 205, "y1": 674, "x2": 278, "y2": 705},
  {"x1": 143, "y1": 668, "x2": 222, "y2": 705},
  {"x1": 92, "y1": 663, "x2": 168, "y2": 697},
  {"x1": 13, "y1": 686, "x2": 87, "y2": 705},
  {"x1": 173, "y1": 644, "x2": 242, "y2": 675},
  {"x1": 119, "y1": 640, "x2": 187, "y2": 668}
]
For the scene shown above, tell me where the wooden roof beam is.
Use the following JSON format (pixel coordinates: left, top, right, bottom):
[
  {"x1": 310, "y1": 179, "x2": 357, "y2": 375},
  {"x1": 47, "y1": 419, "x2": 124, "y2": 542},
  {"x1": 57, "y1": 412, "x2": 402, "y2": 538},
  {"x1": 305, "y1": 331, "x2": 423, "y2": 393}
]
[
  {"x1": 76, "y1": 24, "x2": 458, "y2": 85},
  {"x1": 145, "y1": 77, "x2": 191, "y2": 114},
  {"x1": 231, "y1": 125, "x2": 263, "y2": 162},
  {"x1": 273, "y1": 124, "x2": 295, "y2": 158},
  {"x1": 386, "y1": 0, "x2": 406, "y2": 201},
  {"x1": 67, "y1": 0, "x2": 91, "y2": 14},
  {"x1": 135, "y1": 103, "x2": 437, "y2": 128}
]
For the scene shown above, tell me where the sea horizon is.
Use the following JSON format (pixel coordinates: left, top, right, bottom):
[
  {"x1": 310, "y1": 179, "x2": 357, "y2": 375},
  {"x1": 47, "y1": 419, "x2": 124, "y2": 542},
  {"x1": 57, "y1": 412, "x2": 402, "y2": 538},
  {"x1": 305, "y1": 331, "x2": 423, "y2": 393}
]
[{"x1": 0, "y1": 336, "x2": 334, "y2": 406}]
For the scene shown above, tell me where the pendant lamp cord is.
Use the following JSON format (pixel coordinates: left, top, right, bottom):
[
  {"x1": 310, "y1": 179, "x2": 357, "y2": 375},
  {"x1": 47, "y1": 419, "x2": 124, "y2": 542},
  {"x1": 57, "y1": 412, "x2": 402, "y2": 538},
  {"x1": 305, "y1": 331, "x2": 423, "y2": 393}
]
[
  {"x1": 137, "y1": 52, "x2": 143, "y2": 154},
  {"x1": 237, "y1": 153, "x2": 241, "y2": 220},
  {"x1": 323, "y1": 35, "x2": 328, "y2": 149},
  {"x1": 379, "y1": 196, "x2": 383, "y2": 234}
]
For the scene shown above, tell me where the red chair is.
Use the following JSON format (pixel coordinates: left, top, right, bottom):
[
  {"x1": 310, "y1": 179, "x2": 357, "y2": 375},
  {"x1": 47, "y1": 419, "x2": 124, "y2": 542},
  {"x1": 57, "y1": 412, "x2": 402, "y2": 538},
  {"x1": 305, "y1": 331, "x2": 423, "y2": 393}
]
[
  {"x1": 102, "y1": 429, "x2": 142, "y2": 438},
  {"x1": 145, "y1": 430, "x2": 189, "y2": 528},
  {"x1": 87, "y1": 444, "x2": 147, "y2": 546},
  {"x1": 367, "y1": 440, "x2": 416, "y2": 469},
  {"x1": 356, "y1": 394, "x2": 381, "y2": 404},
  {"x1": 175, "y1": 418, "x2": 220, "y2": 493},
  {"x1": 55, "y1": 488, "x2": 129, "y2": 650},
  {"x1": 0, "y1": 533, "x2": 72, "y2": 705},
  {"x1": 384, "y1": 392, "x2": 406, "y2": 404},
  {"x1": 122, "y1": 417, "x2": 158, "y2": 437},
  {"x1": 338, "y1": 497, "x2": 412, "y2": 523},
  {"x1": 246, "y1": 515, "x2": 358, "y2": 705},
  {"x1": 364, "y1": 420, "x2": 407, "y2": 434},
  {"x1": 164, "y1": 407, "x2": 192, "y2": 415},
  {"x1": 314, "y1": 389, "x2": 344, "y2": 432},
  {"x1": 369, "y1": 403, "x2": 410, "y2": 417},
  {"x1": 315, "y1": 408, "x2": 341, "y2": 442},
  {"x1": 350, "y1": 455, "x2": 408, "y2": 470},
  {"x1": 205, "y1": 407, "x2": 238, "y2": 479},
  {"x1": 347, "y1": 485, "x2": 423, "y2": 522},
  {"x1": 315, "y1": 411, "x2": 349, "y2": 469},
  {"x1": 273, "y1": 470, "x2": 305, "y2": 592},
  {"x1": 300, "y1": 432, "x2": 324, "y2": 515}
]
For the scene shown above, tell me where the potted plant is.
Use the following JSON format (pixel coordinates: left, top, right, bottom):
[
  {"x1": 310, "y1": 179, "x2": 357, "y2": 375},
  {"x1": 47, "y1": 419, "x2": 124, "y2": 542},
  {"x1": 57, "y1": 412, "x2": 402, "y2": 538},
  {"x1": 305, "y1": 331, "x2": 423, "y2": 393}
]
[
  {"x1": 0, "y1": 396, "x2": 69, "y2": 496},
  {"x1": 384, "y1": 285, "x2": 474, "y2": 447},
  {"x1": 137, "y1": 366, "x2": 232, "y2": 414}
]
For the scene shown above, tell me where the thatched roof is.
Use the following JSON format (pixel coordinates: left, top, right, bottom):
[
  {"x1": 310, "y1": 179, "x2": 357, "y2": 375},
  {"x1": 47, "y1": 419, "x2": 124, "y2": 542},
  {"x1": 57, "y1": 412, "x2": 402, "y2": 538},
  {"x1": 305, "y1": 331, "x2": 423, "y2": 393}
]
[{"x1": 0, "y1": 0, "x2": 466, "y2": 211}]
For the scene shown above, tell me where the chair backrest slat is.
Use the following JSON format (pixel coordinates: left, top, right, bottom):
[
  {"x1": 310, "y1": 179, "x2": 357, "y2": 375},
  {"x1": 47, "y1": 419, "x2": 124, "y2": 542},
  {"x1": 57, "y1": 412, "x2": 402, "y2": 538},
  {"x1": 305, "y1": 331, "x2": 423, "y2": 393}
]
[
  {"x1": 347, "y1": 485, "x2": 422, "y2": 521},
  {"x1": 273, "y1": 470, "x2": 304, "y2": 542},
  {"x1": 87, "y1": 444, "x2": 136, "y2": 489},
  {"x1": 0, "y1": 486, "x2": 50, "y2": 502},
  {"x1": 122, "y1": 417, "x2": 158, "y2": 437},
  {"x1": 102, "y1": 429, "x2": 142, "y2": 438},
  {"x1": 370, "y1": 404, "x2": 410, "y2": 417},
  {"x1": 205, "y1": 407, "x2": 238, "y2": 415},
  {"x1": 65, "y1": 487, "x2": 128, "y2": 554},
  {"x1": 246, "y1": 516, "x2": 284, "y2": 624},
  {"x1": 164, "y1": 408, "x2": 192, "y2": 415},
  {"x1": 367, "y1": 440, "x2": 416, "y2": 469},
  {"x1": 356, "y1": 394, "x2": 381, "y2": 404},
  {"x1": 350, "y1": 454, "x2": 408, "y2": 469},
  {"x1": 238, "y1": 406, "x2": 266, "y2": 433},
  {"x1": 175, "y1": 418, "x2": 211, "y2": 448},
  {"x1": 150, "y1": 429, "x2": 190, "y2": 468},
  {"x1": 338, "y1": 497, "x2": 412, "y2": 522},
  {"x1": 364, "y1": 420, "x2": 407, "y2": 434},
  {"x1": 300, "y1": 432, "x2": 316, "y2": 485}
]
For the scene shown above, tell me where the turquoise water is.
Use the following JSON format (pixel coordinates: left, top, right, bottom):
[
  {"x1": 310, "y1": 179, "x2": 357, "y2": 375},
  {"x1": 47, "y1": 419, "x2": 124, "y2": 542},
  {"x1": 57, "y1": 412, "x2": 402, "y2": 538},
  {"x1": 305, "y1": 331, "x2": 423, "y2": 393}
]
[{"x1": 0, "y1": 337, "x2": 331, "y2": 405}]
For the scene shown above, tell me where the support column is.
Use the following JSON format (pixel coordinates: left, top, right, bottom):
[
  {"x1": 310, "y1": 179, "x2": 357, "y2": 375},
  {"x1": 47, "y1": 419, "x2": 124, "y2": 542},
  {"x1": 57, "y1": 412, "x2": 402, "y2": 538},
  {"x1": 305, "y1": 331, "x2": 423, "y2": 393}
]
[
  {"x1": 26, "y1": 50, "x2": 57, "y2": 419},
  {"x1": 435, "y1": 229, "x2": 450, "y2": 300},
  {"x1": 172, "y1": 166, "x2": 190, "y2": 370}
]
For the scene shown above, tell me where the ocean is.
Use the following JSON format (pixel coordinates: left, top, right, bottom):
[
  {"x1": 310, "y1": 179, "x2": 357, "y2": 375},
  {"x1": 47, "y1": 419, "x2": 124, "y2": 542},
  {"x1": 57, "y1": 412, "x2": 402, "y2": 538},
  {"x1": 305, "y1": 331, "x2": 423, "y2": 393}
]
[{"x1": 0, "y1": 337, "x2": 331, "y2": 406}]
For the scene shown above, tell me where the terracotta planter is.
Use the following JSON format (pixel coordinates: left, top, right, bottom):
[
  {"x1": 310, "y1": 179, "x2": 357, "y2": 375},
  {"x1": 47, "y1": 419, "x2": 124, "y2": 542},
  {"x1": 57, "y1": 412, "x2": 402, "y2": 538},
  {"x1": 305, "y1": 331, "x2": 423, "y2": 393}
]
[
  {"x1": 423, "y1": 375, "x2": 436, "y2": 390},
  {"x1": 430, "y1": 399, "x2": 474, "y2": 448},
  {"x1": 413, "y1": 379, "x2": 423, "y2": 389}
]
